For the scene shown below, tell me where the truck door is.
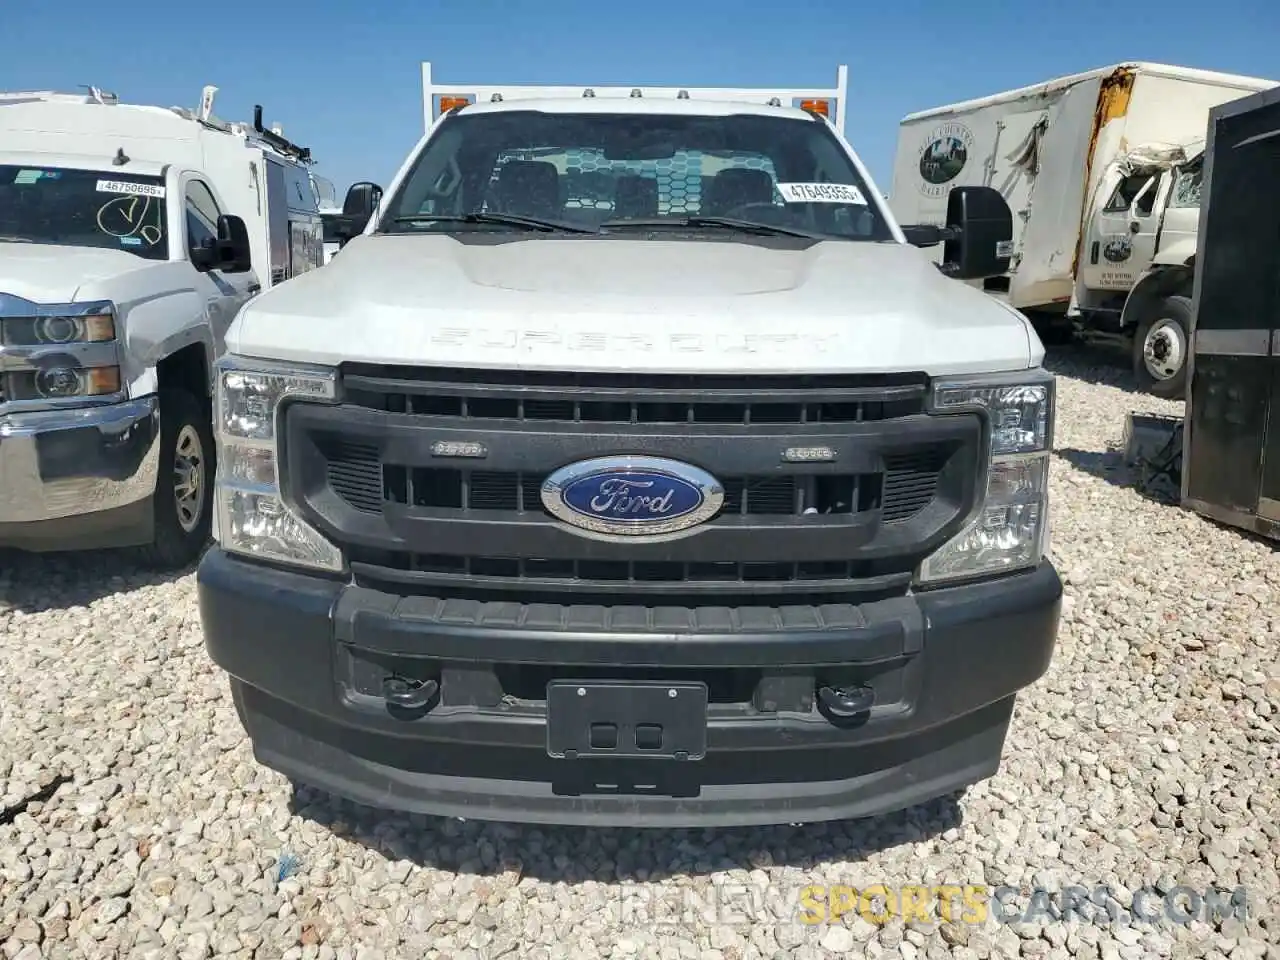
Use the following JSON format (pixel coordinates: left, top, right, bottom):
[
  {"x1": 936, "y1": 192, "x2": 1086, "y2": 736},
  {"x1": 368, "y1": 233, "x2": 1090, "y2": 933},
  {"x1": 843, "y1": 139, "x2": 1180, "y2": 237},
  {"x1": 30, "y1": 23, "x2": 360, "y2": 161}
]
[
  {"x1": 180, "y1": 174, "x2": 257, "y2": 361},
  {"x1": 1080, "y1": 170, "x2": 1158, "y2": 292},
  {"x1": 1124, "y1": 172, "x2": 1171, "y2": 277}
]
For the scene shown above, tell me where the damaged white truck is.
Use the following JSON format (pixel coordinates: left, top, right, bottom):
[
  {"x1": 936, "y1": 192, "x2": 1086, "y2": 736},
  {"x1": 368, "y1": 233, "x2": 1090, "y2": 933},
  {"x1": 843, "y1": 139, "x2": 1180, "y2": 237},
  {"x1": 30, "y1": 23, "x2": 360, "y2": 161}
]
[
  {"x1": 198, "y1": 68, "x2": 1063, "y2": 827},
  {"x1": 890, "y1": 61, "x2": 1276, "y2": 398}
]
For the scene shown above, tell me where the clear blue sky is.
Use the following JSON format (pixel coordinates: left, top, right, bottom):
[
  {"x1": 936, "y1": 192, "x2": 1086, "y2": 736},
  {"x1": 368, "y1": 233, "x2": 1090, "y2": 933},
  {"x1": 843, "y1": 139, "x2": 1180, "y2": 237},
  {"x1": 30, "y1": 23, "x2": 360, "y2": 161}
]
[{"x1": 5, "y1": 0, "x2": 1277, "y2": 198}]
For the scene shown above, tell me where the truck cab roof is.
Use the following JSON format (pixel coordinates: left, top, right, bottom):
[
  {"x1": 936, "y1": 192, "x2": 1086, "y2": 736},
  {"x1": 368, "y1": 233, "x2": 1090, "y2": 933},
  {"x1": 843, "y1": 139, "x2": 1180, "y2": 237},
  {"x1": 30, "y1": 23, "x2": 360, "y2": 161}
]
[{"x1": 450, "y1": 96, "x2": 827, "y2": 123}]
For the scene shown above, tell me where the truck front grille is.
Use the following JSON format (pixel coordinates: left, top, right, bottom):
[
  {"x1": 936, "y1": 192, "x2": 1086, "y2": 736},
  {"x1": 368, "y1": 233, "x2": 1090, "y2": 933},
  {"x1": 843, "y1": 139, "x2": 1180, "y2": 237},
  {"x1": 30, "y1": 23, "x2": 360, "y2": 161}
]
[{"x1": 285, "y1": 365, "x2": 984, "y2": 602}]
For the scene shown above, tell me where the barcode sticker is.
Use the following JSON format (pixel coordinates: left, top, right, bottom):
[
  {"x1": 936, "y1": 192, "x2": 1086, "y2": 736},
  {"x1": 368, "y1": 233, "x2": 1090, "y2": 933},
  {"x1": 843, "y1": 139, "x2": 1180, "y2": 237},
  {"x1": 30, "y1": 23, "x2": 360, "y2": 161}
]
[{"x1": 96, "y1": 180, "x2": 166, "y2": 198}]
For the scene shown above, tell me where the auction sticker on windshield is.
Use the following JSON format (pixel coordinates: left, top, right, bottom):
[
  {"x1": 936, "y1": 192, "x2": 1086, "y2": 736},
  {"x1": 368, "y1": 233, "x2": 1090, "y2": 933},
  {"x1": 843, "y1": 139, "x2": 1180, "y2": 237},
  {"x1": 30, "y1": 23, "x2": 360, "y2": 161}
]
[
  {"x1": 96, "y1": 180, "x2": 166, "y2": 199},
  {"x1": 13, "y1": 169, "x2": 61, "y2": 185},
  {"x1": 777, "y1": 182, "x2": 866, "y2": 204}
]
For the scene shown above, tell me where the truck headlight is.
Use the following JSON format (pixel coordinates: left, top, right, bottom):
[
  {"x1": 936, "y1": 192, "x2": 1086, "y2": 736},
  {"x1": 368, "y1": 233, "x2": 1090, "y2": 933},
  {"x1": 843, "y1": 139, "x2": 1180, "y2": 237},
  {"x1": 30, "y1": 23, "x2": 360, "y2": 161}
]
[
  {"x1": 0, "y1": 300, "x2": 123, "y2": 405},
  {"x1": 213, "y1": 356, "x2": 342, "y2": 572},
  {"x1": 916, "y1": 371, "x2": 1054, "y2": 584}
]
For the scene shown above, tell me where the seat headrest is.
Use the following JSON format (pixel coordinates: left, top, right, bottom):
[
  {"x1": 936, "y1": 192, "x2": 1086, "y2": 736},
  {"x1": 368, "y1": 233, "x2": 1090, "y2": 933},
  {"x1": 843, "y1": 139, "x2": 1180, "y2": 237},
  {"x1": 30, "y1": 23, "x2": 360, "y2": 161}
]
[
  {"x1": 493, "y1": 160, "x2": 561, "y2": 213},
  {"x1": 613, "y1": 174, "x2": 658, "y2": 218},
  {"x1": 701, "y1": 168, "x2": 776, "y2": 215}
]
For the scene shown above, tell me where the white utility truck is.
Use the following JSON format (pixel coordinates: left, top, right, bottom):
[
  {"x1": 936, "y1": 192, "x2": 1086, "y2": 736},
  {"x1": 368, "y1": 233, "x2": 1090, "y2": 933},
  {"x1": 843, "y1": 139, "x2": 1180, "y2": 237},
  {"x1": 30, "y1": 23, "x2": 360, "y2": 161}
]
[
  {"x1": 0, "y1": 85, "x2": 324, "y2": 568},
  {"x1": 889, "y1": 62, "x2": 1276, "y2": 398},
  {"x1": 198, "y1": 67, "x2": 1063, "y2": 829}
]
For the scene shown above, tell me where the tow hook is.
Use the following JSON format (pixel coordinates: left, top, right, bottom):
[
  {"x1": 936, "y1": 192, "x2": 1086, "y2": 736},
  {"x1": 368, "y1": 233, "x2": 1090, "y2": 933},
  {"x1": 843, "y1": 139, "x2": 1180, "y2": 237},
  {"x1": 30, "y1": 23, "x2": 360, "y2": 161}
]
[
  {"x1": 817, "y1": 685, "x2": 875, "y2": 718},
  {"x1": 382, "y1": 676, "x2": 439, "y2": 711}
]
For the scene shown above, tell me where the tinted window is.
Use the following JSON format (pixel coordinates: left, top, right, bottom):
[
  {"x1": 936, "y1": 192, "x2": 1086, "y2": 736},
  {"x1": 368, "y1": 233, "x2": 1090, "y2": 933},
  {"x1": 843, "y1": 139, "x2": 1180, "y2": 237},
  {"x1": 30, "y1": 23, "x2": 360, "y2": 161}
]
[
  {"x1": 0, "y1": 165, "x2": 169, "y2": 259},
  {"x1": 381, "y1": 110, "x2": 891, "y2": 241}
]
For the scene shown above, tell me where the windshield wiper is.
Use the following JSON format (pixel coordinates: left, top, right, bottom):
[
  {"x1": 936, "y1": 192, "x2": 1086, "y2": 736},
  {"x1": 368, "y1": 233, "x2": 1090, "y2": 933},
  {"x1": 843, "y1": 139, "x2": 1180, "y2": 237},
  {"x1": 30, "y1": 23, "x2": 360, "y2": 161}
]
[
  {"x1": 392, "y1": 213, "x2": 598, "y2": 234},
  {"x1": 602, "y1": 216, "x2": 829, "y2": 240},
  {"x1": 0, "y1": 234, "x2": 35, "y2": 243}
]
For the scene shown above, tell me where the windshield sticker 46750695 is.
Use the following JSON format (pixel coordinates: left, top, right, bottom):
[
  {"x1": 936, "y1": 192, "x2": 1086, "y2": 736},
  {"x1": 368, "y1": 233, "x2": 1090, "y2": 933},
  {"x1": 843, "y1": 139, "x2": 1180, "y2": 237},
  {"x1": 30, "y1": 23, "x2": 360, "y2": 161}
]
[{"x1": 96, "y1": 179, "x2": 166, "y2": 199}]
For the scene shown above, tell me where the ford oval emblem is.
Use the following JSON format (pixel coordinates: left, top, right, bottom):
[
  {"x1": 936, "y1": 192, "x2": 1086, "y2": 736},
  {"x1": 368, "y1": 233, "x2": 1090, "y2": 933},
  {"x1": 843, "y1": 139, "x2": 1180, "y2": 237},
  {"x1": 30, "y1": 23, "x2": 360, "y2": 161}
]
[{"x1": 541, "y1": 455, "x2": 724, "y2": 537}]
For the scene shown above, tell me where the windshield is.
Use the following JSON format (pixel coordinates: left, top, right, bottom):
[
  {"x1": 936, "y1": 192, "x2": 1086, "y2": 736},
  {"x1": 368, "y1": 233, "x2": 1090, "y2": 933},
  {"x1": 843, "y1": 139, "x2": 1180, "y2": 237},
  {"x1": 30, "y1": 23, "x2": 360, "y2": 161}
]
[
  {"x1": 380, "y1": 110, "x2": 891, "y2": 241},
  {"x1": 0, "y1": 165, "x2": 169, "y2": 259}
]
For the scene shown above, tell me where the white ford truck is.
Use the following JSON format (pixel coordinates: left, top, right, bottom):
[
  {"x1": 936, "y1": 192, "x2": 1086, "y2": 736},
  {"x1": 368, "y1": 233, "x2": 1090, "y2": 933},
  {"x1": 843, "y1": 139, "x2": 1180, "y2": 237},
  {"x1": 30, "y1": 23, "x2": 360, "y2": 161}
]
[
  {"x1": 0, "y1": 86, "x2": 324, "y2": 568},
  {"x1": 198, "y1": 71, "x2": 1063, "y2": 827}
]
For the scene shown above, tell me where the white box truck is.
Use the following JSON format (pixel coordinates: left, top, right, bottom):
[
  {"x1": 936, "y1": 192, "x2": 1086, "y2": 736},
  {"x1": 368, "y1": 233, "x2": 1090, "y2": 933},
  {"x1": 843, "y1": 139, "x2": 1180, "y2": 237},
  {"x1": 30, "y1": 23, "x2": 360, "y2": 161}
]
[{"x1": 888, "y1": 62, "x2": 1276, "y2": 398}]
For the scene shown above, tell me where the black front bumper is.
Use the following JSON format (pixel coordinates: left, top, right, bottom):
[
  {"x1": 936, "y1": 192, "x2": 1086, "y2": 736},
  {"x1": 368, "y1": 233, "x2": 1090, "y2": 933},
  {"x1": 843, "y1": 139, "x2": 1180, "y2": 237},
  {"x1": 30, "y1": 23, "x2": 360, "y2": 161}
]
[{"x1": 198, "y1": 548, "x2": 1062, "y2": 827}]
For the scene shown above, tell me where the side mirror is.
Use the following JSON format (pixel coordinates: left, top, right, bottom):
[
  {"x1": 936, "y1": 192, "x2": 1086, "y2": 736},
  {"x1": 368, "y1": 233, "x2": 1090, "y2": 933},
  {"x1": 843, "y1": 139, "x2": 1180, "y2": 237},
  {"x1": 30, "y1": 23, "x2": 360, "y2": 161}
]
[
  {"x1": 214, "y1": 215, "x2": 252, "y2": 273},
  {"x1": 336, "y1": 181, "x2": 384, "y2": 242},
  {"x1": 191, "y1": 215, "x2": 252, "y2": 273},
  {"x1": 939, "y1": 186, "x2": 1013, "y2": 280}
]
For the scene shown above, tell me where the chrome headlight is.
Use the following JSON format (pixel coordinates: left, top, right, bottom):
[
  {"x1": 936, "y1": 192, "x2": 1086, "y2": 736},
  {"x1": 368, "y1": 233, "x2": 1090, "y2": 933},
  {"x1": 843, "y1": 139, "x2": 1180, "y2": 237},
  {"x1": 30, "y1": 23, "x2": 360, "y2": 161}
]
[
  {"x1": 213, "y1": 356, "x2": 342, "y2": 572},
  {"x1": 916, "y1": 371, "x2": 1054, "y2": 584},
  {"x1": 0, "y1": 299, "x2": 123, "y2": 405}
]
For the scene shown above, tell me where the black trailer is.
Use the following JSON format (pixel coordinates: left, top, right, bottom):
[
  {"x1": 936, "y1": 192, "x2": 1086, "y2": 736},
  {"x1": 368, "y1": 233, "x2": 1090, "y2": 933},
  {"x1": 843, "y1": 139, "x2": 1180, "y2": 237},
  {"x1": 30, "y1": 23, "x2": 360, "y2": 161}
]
[{"x1": 1181, "y1": 85, "x2": 1280, "y2": 539}]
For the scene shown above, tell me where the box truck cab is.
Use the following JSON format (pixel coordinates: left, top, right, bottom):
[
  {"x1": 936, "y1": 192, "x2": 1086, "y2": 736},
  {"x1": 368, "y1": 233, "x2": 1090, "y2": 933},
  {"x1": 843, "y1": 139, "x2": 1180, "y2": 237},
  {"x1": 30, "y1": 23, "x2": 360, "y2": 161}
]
[
  {"x1": 889, "y1": 62, "x2": 1275, "y2": 399},
  {"x1": 197, "y1": 65, "x2": 1063, "y2": 829},
  {"x1": 1075, "y1": 139, "x2": 1208, "y2": 396},
  {"x1": 0, "y1": 85, "x2": 324, "y2": 568}
]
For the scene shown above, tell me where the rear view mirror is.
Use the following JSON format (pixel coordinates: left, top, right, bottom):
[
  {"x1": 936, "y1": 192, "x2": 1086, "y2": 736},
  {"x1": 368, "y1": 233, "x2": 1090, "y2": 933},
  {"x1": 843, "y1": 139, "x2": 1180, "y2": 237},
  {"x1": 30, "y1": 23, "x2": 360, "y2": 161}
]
[
  {"x1": 939, "y1": 186, "x2": 1013, "y2": 280},
  {"x1": 337, "y1": 181, "x2": 384, "y2": 242}
]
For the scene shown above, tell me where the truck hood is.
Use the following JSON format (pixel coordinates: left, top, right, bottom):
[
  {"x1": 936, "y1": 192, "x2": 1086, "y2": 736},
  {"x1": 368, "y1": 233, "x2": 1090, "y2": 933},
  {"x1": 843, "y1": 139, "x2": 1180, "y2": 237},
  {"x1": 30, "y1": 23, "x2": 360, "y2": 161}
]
[
  {"x1": 0, "y1": 243, "x2": 156, "y2": 303},
  {"x1": 229, "y1": 233, "x2": 1040, "y2": 376}
]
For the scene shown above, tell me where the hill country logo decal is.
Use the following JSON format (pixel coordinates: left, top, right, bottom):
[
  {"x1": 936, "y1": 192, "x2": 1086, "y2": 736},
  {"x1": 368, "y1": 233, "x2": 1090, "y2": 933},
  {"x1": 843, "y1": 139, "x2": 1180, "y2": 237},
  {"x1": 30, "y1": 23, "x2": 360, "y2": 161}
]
[
  {"x1": 918, "y1": 122, "x2": 974, "y2": 198},
  {"x1": 1103, "y1": 236, "x2": 1132, "y2": 263}
]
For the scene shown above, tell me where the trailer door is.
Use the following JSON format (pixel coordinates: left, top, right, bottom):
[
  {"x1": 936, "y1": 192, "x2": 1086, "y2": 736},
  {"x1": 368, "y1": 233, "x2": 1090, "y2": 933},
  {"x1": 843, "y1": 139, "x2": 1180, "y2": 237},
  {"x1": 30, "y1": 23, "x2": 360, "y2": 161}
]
[
  {"x1": 1078, "y1": 169, "x2": 1160, "y2": 292},
  {"x1": 1183, "y1": 89, "x2": 1280, "y2": 532},
  {"x1": 983, "y1": 109, "x2": 1047, "y2": 272}
]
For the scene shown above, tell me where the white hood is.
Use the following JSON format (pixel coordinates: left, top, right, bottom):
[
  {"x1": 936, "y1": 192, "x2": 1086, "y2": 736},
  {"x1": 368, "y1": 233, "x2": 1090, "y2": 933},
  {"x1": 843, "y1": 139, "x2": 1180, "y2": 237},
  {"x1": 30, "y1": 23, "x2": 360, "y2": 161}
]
[
  {"x1": 230, "y1": 233, "x2": 1039, "y2": 376},
  {"x1": 0, "y1": 243, "x2": 156, "y2": 302}
]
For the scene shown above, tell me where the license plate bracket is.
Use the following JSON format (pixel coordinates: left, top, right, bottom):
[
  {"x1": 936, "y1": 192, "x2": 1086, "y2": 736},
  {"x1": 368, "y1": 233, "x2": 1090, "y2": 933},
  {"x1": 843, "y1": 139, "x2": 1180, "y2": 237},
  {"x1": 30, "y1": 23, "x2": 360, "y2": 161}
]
[{"x1": 546, "y1": 679, "x2": 708, "y2": 760}]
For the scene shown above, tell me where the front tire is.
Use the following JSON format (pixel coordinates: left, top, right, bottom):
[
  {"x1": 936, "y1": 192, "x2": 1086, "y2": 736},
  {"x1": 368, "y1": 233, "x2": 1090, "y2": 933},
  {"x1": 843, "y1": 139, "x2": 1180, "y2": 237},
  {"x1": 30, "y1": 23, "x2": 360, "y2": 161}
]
[
  {"x1": 1133, "y1": 295, "x2": 1191, "y2": 401},
  {"x1": 136, "y1": 388, "x2": 215, "y2": 570}
]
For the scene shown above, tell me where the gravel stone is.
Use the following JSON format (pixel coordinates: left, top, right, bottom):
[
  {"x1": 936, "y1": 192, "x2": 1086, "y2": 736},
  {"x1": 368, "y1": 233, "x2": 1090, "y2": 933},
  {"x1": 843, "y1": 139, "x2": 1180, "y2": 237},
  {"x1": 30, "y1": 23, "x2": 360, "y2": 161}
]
[{"x1": 1, "y1": 346, "x2": 1277, "y2": 958}]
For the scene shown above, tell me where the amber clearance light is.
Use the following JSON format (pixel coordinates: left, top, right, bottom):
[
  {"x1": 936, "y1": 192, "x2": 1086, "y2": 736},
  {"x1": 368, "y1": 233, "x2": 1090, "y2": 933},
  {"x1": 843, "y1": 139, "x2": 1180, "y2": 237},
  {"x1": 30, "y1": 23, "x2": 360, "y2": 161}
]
[{"x1": 438, "y1": 95, "x2": 472, "y2": 113}]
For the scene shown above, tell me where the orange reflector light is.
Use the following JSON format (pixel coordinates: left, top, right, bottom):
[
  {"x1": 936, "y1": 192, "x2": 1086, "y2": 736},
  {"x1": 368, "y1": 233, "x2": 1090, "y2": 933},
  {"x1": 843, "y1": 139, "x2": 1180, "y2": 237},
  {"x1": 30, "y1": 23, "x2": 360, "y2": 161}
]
[
  {"x1": 800, "y1": 99, "x2": 830, "y2": 116},
  {"x1": 438, "y1": 95, "x2": 472, "y2": 112}
]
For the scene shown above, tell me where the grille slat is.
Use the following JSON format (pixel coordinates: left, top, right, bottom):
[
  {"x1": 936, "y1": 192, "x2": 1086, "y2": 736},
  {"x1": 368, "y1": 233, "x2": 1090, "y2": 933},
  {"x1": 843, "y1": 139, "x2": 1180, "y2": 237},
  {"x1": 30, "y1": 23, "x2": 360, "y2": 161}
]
[
  {"x1": 319, "y1": 439, "x2": 383, "y2": 514},
  {"x1": 379, "y1": 467, "x2": 879, "y2": 518},
  {"x1": 882, "y1": 450, "x2": 948, "y2": 523},
  {"x1": 348, "y1": 551, "x2": 911, "y2": 588},
  {"x1": 342, "y1": 366, "x2": 928, "y2": 427},
  {"x1": 323, "y1": 454, "x2": 946, "y2": 523}
]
